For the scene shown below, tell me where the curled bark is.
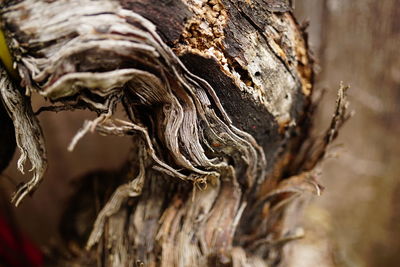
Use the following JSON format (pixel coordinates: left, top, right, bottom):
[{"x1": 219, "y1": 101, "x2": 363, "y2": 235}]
[
  {"x1": 0, "y1": 0, "x2": 350, "y2": 266},
  {"x1": 0, "y1": 68, "x2": 47, "y2": 206}
]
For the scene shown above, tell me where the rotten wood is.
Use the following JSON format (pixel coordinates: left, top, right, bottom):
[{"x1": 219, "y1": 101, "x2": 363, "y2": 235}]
[{"x1": 0, "y1": 0, "x2": 349, "y2": 266}]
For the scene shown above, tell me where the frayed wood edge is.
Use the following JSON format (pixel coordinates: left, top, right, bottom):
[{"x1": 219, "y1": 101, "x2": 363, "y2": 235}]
[
  {"x1": 86, "y1": 142, "x2": 147, "y2": 249},
  {"x1": 0, "y1": 68, "x2": 47, "y2": 206}
]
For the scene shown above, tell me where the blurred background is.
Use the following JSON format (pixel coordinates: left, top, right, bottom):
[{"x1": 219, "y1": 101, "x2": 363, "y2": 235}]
[
  {"x1": 0, "y1": 0, "x2": 399, "y2": 266},
  {"x1": 290, "y1": 1, "x2": 400, "y2": 266}
]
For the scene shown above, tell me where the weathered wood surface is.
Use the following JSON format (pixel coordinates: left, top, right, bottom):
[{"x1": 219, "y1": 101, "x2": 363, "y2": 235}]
[{"x1": 0, "y1": 0, "x2": 349, "y2": 266}]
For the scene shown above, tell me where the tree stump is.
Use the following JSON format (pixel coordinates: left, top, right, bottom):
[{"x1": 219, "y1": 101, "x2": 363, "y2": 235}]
[{"x1": 0, "y1": 0, "x2": 349, "y2": 266}]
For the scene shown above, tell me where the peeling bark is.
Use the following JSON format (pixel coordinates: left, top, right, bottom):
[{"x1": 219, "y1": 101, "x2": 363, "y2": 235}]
[
  {"x1": 0, "y1": 0, "x2": 349, "y2": 266},
  {"x1": 0, "y1": 68, "x2": 47, "y2": 206}
]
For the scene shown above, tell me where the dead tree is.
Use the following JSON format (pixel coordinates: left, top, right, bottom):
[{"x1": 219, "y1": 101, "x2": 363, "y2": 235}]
[{"x1": 0, "y1": 0, "x2": 349, "y2": 266}]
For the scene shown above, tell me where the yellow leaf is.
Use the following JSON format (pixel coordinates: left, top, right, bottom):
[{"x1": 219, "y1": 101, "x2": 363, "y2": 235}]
[{"x1": 0, "y1": 28, "x2": 18, "y2": 78}]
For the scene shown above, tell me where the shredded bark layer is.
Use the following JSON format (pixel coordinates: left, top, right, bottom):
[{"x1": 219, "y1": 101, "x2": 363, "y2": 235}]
[{"x1": 0, "y1": 0, "x2": 350, "y2": 266}]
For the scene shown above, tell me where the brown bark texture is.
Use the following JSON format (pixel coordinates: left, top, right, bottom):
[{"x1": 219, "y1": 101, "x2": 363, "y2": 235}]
[{"x1": 0, "y1": 0, "x2": 349, "y2": 266}]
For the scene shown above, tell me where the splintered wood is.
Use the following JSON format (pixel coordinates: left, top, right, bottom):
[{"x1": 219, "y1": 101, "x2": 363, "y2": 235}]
[{"x1": 0, "y1": 0, "x2": 350, "y2": 266}]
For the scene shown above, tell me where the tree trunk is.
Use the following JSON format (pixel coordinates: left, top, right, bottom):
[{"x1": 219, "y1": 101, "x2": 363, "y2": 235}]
[{"x1": 0, "y1": 0, "x2": 348, "y2": 266}]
